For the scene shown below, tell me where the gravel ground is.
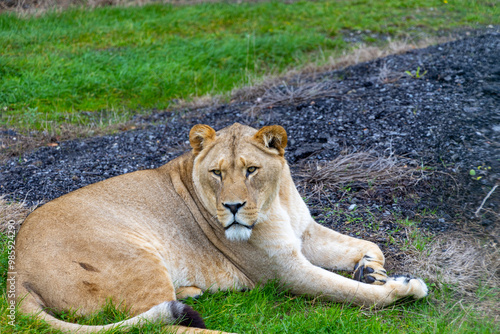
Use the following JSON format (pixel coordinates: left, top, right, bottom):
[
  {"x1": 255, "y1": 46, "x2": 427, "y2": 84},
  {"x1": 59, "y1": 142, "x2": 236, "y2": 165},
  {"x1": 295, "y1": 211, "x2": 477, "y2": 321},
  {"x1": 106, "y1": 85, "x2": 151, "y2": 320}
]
[{"x1": 1, "y1": 30, "x2": 499, "y2": 246}]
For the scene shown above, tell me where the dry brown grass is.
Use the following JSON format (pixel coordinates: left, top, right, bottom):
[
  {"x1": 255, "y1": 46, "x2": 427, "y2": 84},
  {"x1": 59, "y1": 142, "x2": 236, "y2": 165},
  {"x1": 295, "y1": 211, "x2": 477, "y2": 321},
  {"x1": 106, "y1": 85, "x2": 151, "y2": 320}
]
[
  {"x1": 239, "y1": 80, "x2": 342, "y2": 114},
  {"x1": 0, "y1": 196, "x2": 34, "y2": 233},
  {"x1": 326, "y1": 38, "x2": 445, "y2": 70},
  {"x1": 403, "y1": 232, "x2": 500, "y2": 319},
  {"x1": 298, "y1": 151, "x2": 428, "y2": 193}
]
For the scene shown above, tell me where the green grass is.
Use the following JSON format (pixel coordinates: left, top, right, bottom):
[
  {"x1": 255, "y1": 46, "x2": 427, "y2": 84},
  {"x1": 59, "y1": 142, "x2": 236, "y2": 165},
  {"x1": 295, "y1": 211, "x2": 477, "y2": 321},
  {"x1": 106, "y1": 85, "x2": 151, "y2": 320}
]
[
  {"x1": 1, "y1": 0, "x2": 499, "y2": 131},
  {"x1": 1, "y1": 234, "x2": 498, "y2": 334}
]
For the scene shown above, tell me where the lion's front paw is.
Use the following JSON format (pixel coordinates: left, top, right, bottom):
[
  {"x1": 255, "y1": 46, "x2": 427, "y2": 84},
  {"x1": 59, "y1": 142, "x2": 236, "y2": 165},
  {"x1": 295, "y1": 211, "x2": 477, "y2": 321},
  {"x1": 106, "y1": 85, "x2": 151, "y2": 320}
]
[{"x1": 353, "y1": 256, "x2": 388, "y2": 285}]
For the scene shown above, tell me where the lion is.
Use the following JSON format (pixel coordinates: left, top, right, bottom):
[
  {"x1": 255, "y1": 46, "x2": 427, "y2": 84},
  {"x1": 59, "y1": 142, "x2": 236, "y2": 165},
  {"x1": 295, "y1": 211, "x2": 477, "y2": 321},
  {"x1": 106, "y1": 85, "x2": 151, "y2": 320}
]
[{"x1": 13, "y1": 123, "x2": 428, "y2": 333}]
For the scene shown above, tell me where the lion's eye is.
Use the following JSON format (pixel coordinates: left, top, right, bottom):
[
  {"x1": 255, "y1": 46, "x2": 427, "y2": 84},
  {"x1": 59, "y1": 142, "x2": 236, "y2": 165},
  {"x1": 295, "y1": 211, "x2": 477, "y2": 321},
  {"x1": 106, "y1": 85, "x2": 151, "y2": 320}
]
[
  {"x1": 212, "y1": 169, "x2": 221, "y2": 176},
  {"x1": 246, "y1": 166, "x2": 257, "y2": 175}
]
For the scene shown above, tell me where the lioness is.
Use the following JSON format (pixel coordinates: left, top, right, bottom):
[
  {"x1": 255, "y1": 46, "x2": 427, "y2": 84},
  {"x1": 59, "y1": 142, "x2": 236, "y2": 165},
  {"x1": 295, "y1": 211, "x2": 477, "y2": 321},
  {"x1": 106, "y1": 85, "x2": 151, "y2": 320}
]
[{"x1": 13, "y1": 123, "x2": 427, "y2": 333}]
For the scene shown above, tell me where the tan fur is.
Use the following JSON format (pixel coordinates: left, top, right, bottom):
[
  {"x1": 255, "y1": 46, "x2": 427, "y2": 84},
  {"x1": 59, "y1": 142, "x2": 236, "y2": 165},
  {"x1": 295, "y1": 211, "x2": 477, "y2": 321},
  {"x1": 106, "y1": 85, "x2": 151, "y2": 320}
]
[{"x1": 14, "y1": 123, "x2": 427, "y2": 333}]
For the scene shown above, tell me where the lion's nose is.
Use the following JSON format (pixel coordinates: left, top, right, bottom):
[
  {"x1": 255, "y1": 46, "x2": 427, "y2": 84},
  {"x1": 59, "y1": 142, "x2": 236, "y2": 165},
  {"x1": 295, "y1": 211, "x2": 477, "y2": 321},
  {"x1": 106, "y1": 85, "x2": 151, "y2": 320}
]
[{"x1": 223, "y1": 202, "x2": 246, "y2": 215}]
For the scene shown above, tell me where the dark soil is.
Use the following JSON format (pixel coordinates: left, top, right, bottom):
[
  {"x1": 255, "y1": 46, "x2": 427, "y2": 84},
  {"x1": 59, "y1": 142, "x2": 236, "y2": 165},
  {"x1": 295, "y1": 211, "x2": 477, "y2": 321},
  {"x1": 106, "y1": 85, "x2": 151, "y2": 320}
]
[{"x1": 1, "y1": 30, "x2": 499, "y2": 250}]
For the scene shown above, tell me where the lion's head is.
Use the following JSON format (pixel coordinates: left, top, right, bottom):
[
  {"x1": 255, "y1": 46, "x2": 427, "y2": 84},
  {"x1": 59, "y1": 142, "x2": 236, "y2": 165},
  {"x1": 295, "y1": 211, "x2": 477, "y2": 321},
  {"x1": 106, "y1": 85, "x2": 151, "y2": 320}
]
[{"x1": 189, "y1": 123, "x2": 288, "y2": 241}]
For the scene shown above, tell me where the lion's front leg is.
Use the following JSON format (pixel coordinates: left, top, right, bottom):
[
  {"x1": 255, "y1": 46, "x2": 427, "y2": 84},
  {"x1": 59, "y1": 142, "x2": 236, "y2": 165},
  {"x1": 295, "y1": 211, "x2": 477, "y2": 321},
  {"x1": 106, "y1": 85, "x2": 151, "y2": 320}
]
[
  {"x1": 254, "y1": 218, "x2": 427, "y2": 306},
  {"x1": 301, "y1": 221, "x2": 388, "y2": 285},
  {"x1": 266, "y1": 240, "x2": 427, "y2": 307}
]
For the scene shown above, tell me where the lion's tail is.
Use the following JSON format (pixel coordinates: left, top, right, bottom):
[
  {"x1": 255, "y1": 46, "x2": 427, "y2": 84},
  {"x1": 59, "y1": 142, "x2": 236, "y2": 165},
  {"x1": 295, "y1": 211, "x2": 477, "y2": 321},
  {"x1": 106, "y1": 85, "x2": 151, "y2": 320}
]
[{"x1": 17, "y1": 283, "x2": 213, "y2": 334}]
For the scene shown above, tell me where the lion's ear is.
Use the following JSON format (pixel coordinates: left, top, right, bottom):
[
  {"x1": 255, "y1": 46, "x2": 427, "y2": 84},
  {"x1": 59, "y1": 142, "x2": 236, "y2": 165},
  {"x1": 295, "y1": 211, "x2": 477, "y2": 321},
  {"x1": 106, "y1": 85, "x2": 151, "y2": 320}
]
[
  {"x1": 189, "y1": 124, "x2": 216, "y2": 155},
  {"x1": 253, "y1": 125, "x2": 288, "y2": 156}
]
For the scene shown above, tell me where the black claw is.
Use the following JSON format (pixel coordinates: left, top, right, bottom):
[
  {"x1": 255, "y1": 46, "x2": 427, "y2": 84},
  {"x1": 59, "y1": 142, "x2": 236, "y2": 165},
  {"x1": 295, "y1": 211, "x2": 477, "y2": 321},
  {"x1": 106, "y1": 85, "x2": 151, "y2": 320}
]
[
  {"x1": 365, "y1": 267, "x2": 375, "y2": 274},
  {"x1": 354, "y1": 265, "x2": 363, "y2": 281},
  {"x1": 365, "y1": 275, "x2": 376, "y2": 284},
  {"x1": 353, "y1": 263, "x2": 359, "y2": 271}
]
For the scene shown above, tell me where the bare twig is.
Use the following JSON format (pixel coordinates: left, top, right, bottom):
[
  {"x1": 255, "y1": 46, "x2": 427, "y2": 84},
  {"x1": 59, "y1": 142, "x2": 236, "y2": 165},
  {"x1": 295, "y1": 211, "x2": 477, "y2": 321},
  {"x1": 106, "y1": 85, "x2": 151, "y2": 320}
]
[{"x1": 474, "y1": 184, "x2": 498, "y2": 217}]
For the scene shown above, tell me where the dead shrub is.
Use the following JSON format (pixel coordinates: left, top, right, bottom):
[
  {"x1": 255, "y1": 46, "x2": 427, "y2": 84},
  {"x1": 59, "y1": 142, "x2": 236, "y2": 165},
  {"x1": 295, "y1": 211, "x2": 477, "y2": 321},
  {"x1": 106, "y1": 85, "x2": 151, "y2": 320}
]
[{"x1": 298, "y1": 151, "x2": 427, "y2": 193}]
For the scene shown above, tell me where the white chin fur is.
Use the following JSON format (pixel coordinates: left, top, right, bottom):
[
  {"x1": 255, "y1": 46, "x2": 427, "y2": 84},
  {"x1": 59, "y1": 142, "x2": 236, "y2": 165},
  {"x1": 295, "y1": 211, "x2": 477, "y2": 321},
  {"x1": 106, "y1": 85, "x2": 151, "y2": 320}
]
[{"x1": 225, "y1": 225, "x2": 252, "y2": 241}]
